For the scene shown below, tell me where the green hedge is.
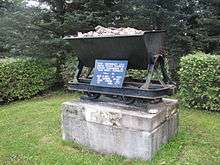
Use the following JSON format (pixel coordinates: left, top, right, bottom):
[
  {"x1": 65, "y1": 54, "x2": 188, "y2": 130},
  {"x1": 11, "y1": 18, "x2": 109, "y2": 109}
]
[
  {"x1": 179, "y1": 52, "x2": 220, "y2": 111},
  {"x1": 0, "y1": 58, "x2": 56, "y2": 102}
]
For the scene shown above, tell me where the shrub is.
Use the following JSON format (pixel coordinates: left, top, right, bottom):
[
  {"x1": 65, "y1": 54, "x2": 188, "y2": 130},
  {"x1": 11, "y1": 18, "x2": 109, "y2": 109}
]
[
  {"x1": 61, "y1": 55, "x2": 78, "y2": 86},
  {"x1": 0, "y1": 58, "x2": 56, "y2": 102},
  {"x1": 127, "y1": 69, "x2": 148, "y2": 79},
  {"x1": 179, "y1": 52, "x2": 220, "y2": 111},
  {"x1": 60, "y1": 55, "x2": 99, "y2": 86}
]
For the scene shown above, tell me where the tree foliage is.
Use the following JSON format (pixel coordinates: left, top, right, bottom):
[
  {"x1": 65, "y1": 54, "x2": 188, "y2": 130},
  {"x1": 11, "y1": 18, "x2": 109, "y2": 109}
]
[{"x1": 0, "y1": 0, "x2": 219, "y2": 82}]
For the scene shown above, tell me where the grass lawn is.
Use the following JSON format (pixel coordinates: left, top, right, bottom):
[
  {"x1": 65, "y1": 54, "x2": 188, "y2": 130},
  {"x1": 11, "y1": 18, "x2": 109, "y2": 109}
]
[{"x1": 0, "y1": 91, "x2": 220, "y2": 165}]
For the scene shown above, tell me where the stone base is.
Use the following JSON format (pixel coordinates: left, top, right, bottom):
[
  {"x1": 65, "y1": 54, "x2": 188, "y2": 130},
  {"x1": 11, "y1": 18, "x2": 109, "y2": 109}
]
[{"x1": 61, "y1": 98, "x2": 178, "y2": 160}]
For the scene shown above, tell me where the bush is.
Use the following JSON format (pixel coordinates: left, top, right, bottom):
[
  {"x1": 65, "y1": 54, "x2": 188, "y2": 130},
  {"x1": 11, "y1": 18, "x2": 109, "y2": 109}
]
[
  {"x1": 179, "y1": 52, "x2": 220, "y2": 111},
  {"x1": 0, "y1": 58, "x2": 56, "y2": 102},
  {"x1": 61, "y1": 55, "x2": 99, "y2": 86},
  {"x1": 60, "y1": 55, "x2": 78, "y2": 86},
  {"x1": 127, "y1": 69, "x2": 148, "y2": 79}
]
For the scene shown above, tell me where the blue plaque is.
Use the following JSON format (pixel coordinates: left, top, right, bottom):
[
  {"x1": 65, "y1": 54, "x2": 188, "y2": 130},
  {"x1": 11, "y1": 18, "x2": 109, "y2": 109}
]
[{"x1": 90, "y1": 60, "x2": 128, "y2": 88}]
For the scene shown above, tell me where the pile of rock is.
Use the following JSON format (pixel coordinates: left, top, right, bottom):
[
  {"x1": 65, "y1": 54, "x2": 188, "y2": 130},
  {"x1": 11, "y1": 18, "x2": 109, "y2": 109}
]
[{"x1": 72, "y1": 26, "x2": 145, "y2": 38}]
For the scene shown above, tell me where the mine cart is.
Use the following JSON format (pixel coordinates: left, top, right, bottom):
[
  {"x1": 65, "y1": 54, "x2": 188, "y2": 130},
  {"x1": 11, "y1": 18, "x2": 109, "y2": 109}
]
[{"x1": 64, "y1": 30, "x2": 176, "y2": 104}]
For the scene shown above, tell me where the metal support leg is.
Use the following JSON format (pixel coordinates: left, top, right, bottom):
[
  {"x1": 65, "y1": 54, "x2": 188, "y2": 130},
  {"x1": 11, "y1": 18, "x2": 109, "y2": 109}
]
[
  {"x1": 141, "y1": 64, "x2": 154, "y2": 90},
  {"x1": 73, "y1": 60, "x2": 83, "y2": 83},
  {"x1": 159, "y1": 57, "x2": 175, "y2": 85},
  {"x1": 86, "y1": 67, "x2": 93, "y2": 78},
  {"x1": 155, "y1": 69, "x2": 166, "y2": 87}
]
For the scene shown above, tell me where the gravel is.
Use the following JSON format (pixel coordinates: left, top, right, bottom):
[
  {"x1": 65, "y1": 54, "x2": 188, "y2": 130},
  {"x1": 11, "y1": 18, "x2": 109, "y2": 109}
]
[{"x1": 65, "y1": 26, "x2": 145, "y2": 38}]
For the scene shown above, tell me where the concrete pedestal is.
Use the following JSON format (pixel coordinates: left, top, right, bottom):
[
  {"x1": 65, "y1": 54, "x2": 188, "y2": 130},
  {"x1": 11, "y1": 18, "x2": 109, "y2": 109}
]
[{"x1": 61, "y1": 98, "x2": 178, "y2": 160}]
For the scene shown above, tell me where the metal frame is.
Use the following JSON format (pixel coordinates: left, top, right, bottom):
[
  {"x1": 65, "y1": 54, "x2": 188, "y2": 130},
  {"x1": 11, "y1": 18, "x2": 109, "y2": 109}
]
[
  {"x1": 68, "y1": 54, "x2": 175, "y2": 101},
  {"x1": 68, "y1": 82, "x2": 175, "y2": 99}
]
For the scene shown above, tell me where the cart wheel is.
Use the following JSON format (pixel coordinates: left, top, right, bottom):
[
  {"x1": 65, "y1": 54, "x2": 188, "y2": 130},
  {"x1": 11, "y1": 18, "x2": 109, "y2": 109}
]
[
  {"x1": 150, "y1": 98, "x2": 162, "y2": 104},
  {"x1": 121, "y1": 96, "x2": 135, "y2": 105},
  {"x1": 135, "y1": 98, "x2": 146, "y2": 107},
  {"x1": 85, "y1": 92, "x2": 101, "y2": 100}
]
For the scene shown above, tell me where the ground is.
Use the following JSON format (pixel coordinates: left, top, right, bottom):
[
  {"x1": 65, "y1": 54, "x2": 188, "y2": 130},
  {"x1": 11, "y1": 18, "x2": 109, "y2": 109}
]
[{"x1": 0, "y1": 91, "x2": 219, "y2": 165}]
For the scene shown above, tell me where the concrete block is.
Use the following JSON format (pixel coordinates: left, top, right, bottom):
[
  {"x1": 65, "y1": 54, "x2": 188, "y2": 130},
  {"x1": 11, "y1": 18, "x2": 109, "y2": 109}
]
[{"x1": 61, "y1": 98, "x2": 178, "y2": 160}]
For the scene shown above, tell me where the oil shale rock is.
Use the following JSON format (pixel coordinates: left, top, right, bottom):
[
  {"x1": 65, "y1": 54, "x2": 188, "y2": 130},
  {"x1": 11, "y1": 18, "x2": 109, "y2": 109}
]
[{"x1": 67, "y1": 26, "x2": 145, "y2": 38}]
